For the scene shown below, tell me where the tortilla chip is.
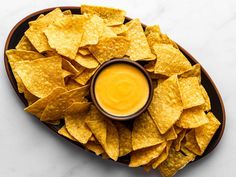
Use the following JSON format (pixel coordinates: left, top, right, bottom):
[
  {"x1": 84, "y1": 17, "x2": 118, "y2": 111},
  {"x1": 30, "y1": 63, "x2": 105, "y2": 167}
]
[
  {"x1": 62, "y1": 70, "x2": 73, "y2": 79},
  {"x1": 62, "y1": 58, "x2": 83, "y2": 75},
  {"x1": 74, "y1": 68, "x2": 97, "y2": 85},
  {"x1": 144, "y1": 60, "x2": 156, "y2": 72},
  {"x1": 65, "y1": 102, "x2": 92, "y2": 144},
  {"x1": 78, "y1": 48, "x2": 91, "y2": 56},
  {"x1": 15, "y1": 56, "x2": 64, "y2": 98},
  {"x1": 129, "y1": 142, "x2": 166, "y2": 167},
  {"x1": 173, "y1": 129, "x2": 186, "y2": 151},
  {"x1": 25, "y1": 8, "x2": 63, "y2": 52},
  {"x1": 115, "y1": 122, "x2": 132, "y2": 157},
  {"x1": 85, "y1": 106, "x2": 119, "y2": 161},
  {"x1": 89, "y1": 36, "x2": 130, "y2": 64},
  {"x1": 159, "y1": 147, "x2": 193, "y2": 177},
  {"x1": 44, "y1": 15, "x2": 85, "y2": 59},
  {"x1": 23, "y1": 87, "x2": 39, "y2": 105},
  {"x1": 111, "y1": 24, "x2": 128, "y2": 34},
  {"x1": 41, "y1": 85, "x2": 89, "y2": 121},
  {"x1": 124, "y1": 19, "x2": 155, "y2": 61},
  {"x1": 102, "y1": 26, "x2": 117, "y2": 37},
  {"x1": 84, "y1": 141, "x2": 104, "y2": 155},
  {"x1": 179, "y1": 77, "x2": 205, "y2": 109},
  {"x1": 195, "y1": 112, "x2": 221, "y2": 155},
  {"x1": 176, "y1": 107, "x2": 209, "y2": 128},
  {"x1": 24, "y1": 87, "x2": 67, "y2": 118},
  {"x1": 15, "y1": 35, "x2": 36, "y2": 51},
  {"x1": 184, "y1": 129, "x2": 201, "y2": 155},
  {"x1": 164, "y1": 127, "x2": 177, "y2": 141},
  {"x1": 80, "y1": 15, "x2": 104, "y2": 47},
  {"x1": 63, "y1": 10, "x2": 72, "y2": 16},
  {"x1": 58, "y1": 125, "x2": 77, "y2": 141},
  {"x1": 200, "y1": 85, "x2": 211, "y2": 111},
  {"x1": 65, "y1": 79, "x2": 82, "y2": 91},
  {"x1": 180, "y1": 64, "x2": 201, "y2": 82},
  {"x1": 74, "y1": 54, "x2": 99, "y2": 69},
  {"x1": 81, "y1": 5, "x2": 126, "y2": 26},
  {"x1": 153, "y1": 44, "x2": 192, "y2": 76},
  {"x1": 132, "y1": 112, "x2": 165, "y2": 151},
  {"x1": 148, "y1": 75, "x2": 183, "y2": 134}
]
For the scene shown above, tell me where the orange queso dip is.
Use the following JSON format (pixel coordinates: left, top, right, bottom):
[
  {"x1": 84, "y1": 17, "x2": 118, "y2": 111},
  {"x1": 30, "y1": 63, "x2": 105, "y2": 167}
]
[{"x1": 94, "y1": 63, "x2": 149, "y2": 116}]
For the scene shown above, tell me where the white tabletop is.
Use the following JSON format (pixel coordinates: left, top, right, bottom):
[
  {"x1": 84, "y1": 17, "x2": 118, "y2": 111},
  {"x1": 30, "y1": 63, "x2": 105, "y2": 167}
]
[{"x1": 0, "y1": 0, "x2": 235, "y2": 176}]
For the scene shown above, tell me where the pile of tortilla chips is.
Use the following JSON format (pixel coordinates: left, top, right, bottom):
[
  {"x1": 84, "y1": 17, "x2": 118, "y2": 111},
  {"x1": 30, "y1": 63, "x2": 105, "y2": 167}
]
[{"x1": 6, "y1": 5, "x2": 221, "y2": 177}]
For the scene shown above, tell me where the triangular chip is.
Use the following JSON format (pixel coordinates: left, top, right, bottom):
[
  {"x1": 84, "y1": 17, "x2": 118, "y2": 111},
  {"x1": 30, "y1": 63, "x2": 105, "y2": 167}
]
[
  {"x1": 65, "y1": 79, "x2": 82, "y2": 91},
  {"x1": 24, "y1": 87, "x2": 67, "y2": 118},
  {"x1": 200, "y1": 85, "x2": 211, "y2": 111},
  {"x1": 111, "y1": 24, "x2": 128, "y2": 35},
  {"x1": 74, "y1": 54, "x2": 99, "y2": 69},
  {"x1": 173, "y1": 129, "x2": 187, "y2": 151},
  {"x1": 148, "y1": 75, "x2": 183, "y2": 134},
  {"x1": 23, "y1": 87, "x2": 39, "y2": 105},
  {"x1": 74, "y1": 68, "x2": 97, "y2": 85},
  {"x1": 44, "y1": 15, "x2": 85, "y2": 59},
  {"x1": 179, "y1": 77, "x2": 205, "y2": 109},
  {"x1": 16, "y1": 35, "x2": 36, "y2": 51},
  {"x1": 15, "y1": 56, "x2": 64, "y2": 98},
  {"x1": 129, "y1": 142, "x2": 166, "y2": 167},
  {"x1": 89, "y1": 36, "x2": 130, "y2": 63},
  {"x1": 124, "y1": 19, "x2": 155, "y2": 61},
  {"x1": 164, "y1": 127, "x2": 177, "y2": 141},
  {"x1": 153, "y1": 44, "x2": 192, "y2": 76},
  {"x1": 180, "y1": 64, "x2": 201, "y2": 82},
  {"x1": 65, "y1": 102, "x2": 92, "y2": 144},
  {"x1": 175, "y1": 107, "x2": 209, "y2": 128},
  {"x1": 25, "y1": 8, "x2": 63, "y2": 52},
  {"x1": 62, "y1": 58, "x2": 83, "y2": 75},
  {"x1": 184, "y1": 129, "x2": 201, "y2": 155},
  {"x1": 84, "y1": 141, "x2": 104, "y2": 155},
  {"x1": 132, "y1": 112, "x2": 165, "y2": 151},
  {"x1": 81, "y1": 5, "x2": 126, "y2": 26},
  {"x1": 58, "y1": 125, "x2": 77, "y2": 141},
  {"x1": 41, "y1": 86, "x2": 89, "y2": 121}
]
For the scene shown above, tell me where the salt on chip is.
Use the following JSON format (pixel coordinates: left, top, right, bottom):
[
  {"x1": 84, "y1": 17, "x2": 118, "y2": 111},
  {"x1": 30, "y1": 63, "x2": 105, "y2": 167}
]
[
  {"x1": 159, "y1": 147, "x2": 193, "y2": 177},
  {"x1": 200, "y1": 85, "x2": 211, "y2": 111},
  {"x1": 153, "y1": 44, "x2": 192, "y2": 76},
  {"x1": 132, "y1": 112, "x2": 165, "y2": 151},
  {"x1": 115, "y1": 122, "x2": 132, "y2": 157},
  {"x1": 80, "y1": 14, "x2": 104, "y2": 47},
  {"x1": 84, "y1": 141, "x2": 104, "y2": 155},
  {"x1": 175, "y1": 107, "x2": 209, "y2": 128},
  {"x1": 89, "y1": 36, "x2": 130, "y2": 64},
  {"x1": 41, "y1": 85, "x2": 89, "y2": 121},
  {"x1": 74, "y1": 54, "x2": 99, "y2": 69},
  {"x1": 179, "y1": 77, "x2": 205, "y2": 109},
  {"x1": 15, "y1": 56, "x2": 64, "y2": 98},
  {"x1": 6, "y1": 49, "x2": 44, "y2": 93},
  {"x1": 195, "y1": 112, "x2": 221, "y2": 155},
  {"x1": 81, "y1": 5, "x2": 126, "y2": 26},
  {"x1": 58, "y1": 125, "x2": 77, "y2": 141},
  {"x1": 16, "y1": 35, "x2": 36, "y2": 51},
  {"x1": 129, "y1": 142, "x2": 166, "y2": 167},
  {"x1": 24, "y1": 87, "x2": 67, "y2": 118},
  {"x1": 124, "y1": 19, "x2": 155, "y2": 61},
  {"x1": 25, "y1": 8, "x2": 63, "y2": 52},
  {"x1": 148, "y1": 75, "x2": 183, "y2": 134},
  {"x1": 44, "y1": 15, "x2": 85, "y2": 59},
  {"x1": 180, "y1": 64, "x2": 201, "y2": 83},
  {"x1": 173, "y1": 129, "x2": 186, "y2": 151},
  {"x1": 74, "y1": 68, "x2": 97, "y2": 85},
  {"x1": 65, "y1": 102, "x2": 92, "y2": 144}
]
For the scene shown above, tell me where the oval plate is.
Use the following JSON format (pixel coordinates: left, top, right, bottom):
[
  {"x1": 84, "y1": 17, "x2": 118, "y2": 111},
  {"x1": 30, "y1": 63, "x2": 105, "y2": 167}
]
[{"x1": 4, "y1": 7, "x2": 226, "y2": 165}]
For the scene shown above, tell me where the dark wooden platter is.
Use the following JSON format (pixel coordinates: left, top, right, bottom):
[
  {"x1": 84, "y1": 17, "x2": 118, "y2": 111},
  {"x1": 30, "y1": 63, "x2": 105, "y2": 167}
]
[{"x1": 4, "y1": 6, "x2": 226, "y2": 165}]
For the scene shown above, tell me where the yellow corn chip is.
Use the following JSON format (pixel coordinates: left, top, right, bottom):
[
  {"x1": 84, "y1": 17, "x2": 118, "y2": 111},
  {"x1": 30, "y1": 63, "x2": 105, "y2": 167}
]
[
  {"x1": 65, "y1": 102, "x2": 92, "y2": 144},
  {"x1": 200, "y1": 85, "x2": 211, "y2": 111},
  {"x1": 6, "y1": 49, "x2": 44, "y2": 93},
  {"x1": 148, "y1": 75, "x2": 183, "y2": 134},
  {"x1": 164, "y1": 127, "x2": 177, "y2": 141},
  {"x1": 62, "y1": 70, "x2": 73, "y2": 79},
  {"x1": 58, "y1": 125, "x2": 77, "y2": 141},
  {"x1": 80, "y1": 15, "x2": 104, "y2": 47},
  {"x1": 84, "y1": 141, "x2": 104, "y2": 155},
  {"x1": 65, "y1": 79, "x2": 82, "y2": 91},
  {"x1": 129, "y1": 142, "x2": 166, "y2": 167},
  {"x1": 184, "y1": 129, "x2": 201, "y2": 155},
  {"x1": 41, "y1": 85, "x2": 89, "y2": 121},
  {"x1": 173, "y1": 129, "x2": 186, "y2": 151},
  {"x1": 180, "y1": 64, "x2": 201, "y2": 83},
  {"x1": 176, "y1": 107, "x2": 209, "y2": 128},
  {"x1": 16, "y1": 35, "x2": 36, "y2": 51},
  {"x1": 179, "y1": 77, "x2": 205, "y2": 109},
  {"x1": 78, "y1": 48, "x2": 91, "y2": 56},
  {"x1": 85, "y1": 106, "x2": 119, "y2": 161},
  {"x1": 132, "y1": 112, "x2": 165, "y2": 151},
  {"x1": 15, "y1": 56, "x2": 64, "y2": 98},
  {"x1": 63, "y1": 10, "x2": 72, "y2": 16},
  {"x1": 115, "y1": 122, "x2": 132, "y2": 157},
  {"x1": 89, "y1": 36, "x2": 130, "y2": 64},
  {"x1": 195, "y1": 112, "x2": 221, "y2": 155},
  {"x1": 102, "y1": 26, "x2": 117, "y2": 37},
  {"x1": 74, "y1": 68, "x2": 97, "y2": 85},
  {"x1": 23, "y1": 87, "x2": 39, "y2": 105},
  {"x1": 144, "y1": 60, "x2": 156, "y2": 72},
  {"x1": 111, "y1": 24, "x2": 128, "y2": 35},
  {"x1": 124, "y1": 19, "x2": 155, "y2": 61},
  {"x1": 81, "y1": 5, "x2": 126, "y2": 26},
  {"x1": 24, "y1": 87, "x2": 67, "y2": 118},
  {"x1": 25, "y1": 8, "x2": 63, "y2": 52},
  {"x1": 62, "y1": 59, "x2": 82, "y2": 75},
  {"x1": 153, "y1": 44, "x2": 192, "y2": 76},
  {"x1": 74, "y1": 54, "x2": 99, "y2": 69},
  {"x1": 44, "y1": 15, "x2": 85, "y2": 59},
  {"x1": 159, "y1": 147, "x2": 193, "y2": 177}
]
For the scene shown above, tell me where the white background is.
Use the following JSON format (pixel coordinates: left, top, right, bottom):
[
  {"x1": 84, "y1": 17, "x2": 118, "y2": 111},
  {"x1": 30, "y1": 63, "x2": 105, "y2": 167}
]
[{"x1": 0, "y1": 0, "x2": 235, "y2": 177}]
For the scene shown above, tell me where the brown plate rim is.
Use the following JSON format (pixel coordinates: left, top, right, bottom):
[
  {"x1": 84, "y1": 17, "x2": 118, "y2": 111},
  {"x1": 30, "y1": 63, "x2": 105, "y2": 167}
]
[{"x1": 4, "y1": 6, "x2": 226, "y2": 165}]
